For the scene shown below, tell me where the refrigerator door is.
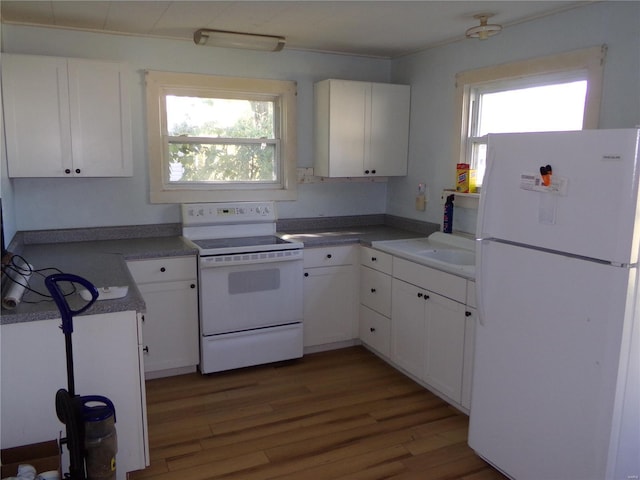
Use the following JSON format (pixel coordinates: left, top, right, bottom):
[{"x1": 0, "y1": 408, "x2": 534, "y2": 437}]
[
  {"x1": 478, "y1": 129, "x2": 640, "y2": 265},
  {"x1": 469, "y1": 240, "x2": 634, "y2": 479}
]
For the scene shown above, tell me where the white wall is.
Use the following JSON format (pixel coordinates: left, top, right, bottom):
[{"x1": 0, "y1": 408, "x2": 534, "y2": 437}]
[
  {"x1": 2, "y1": 2, "x2": 639, "y2": 235},
  {"x1": 388, "y1": 1, "x2": 640, "y2": 234},
  {"x1": 1, "y1": 25, "x2": 391, "y2": 231}
]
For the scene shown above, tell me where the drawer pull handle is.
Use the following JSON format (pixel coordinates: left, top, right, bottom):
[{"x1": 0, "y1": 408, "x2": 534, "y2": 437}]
[
  {"x1": 370, "y1": 288, "x2": 376, "y2": 293},
  {"x1": 160, "y1": 267, "x2": 166, "y2": 272},
  {"x1": 370, "y1": 327, "x2": 376, "y2": 332},
  {"x1": 75, "y1": 168, "x2": 81, "y2": 174},
  {"x1": 371, "y1": 257, "x2": 377, "y2": 262},
  {"x1": 465, "y1": 311, "x2": 472, "y2": 317},
  {"x1": 64, "y1": 168, "x2": 71, "y2": 174},
  {"x1": 417, "y1": 292, "x2": 423, "y2": 298},
  {"x1": 143, "y1": 346, "x2": 149, "y2": 354},
  {"x1": 425, "y1": 295, "x2": 430, "y2": 300},
  {"x1": 191, "y1": 284, "x2": 196, "y2": 289},
  {"x1": 304, "y1": 272, "x2": 309, "y2": 277},
  {"x1": 326, "y1": 254, "x2": 332, "y2": 259}
]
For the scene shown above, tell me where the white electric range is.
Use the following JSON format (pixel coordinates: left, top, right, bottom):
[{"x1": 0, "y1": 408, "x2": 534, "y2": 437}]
[{"x1": 181, "y1": 202, "x2": 304, "y2": 374}]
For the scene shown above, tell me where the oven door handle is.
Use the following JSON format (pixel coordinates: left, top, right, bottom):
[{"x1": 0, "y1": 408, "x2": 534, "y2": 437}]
[{"x1": 199, "y1": 250, "x2": 303, "y2": 268}]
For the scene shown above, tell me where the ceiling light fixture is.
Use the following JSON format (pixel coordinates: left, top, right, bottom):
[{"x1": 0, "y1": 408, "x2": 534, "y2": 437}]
[
  {"x1": 193, "y1": 28, "x2": 286, "y2": 52},
  {"x1": 465, "y1": 14, "x2": 502, "y2": 40}
]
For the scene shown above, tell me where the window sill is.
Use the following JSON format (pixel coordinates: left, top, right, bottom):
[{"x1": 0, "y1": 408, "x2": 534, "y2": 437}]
[{"x1": 441, "y1": 189, "x2": 480, "y2": 209}]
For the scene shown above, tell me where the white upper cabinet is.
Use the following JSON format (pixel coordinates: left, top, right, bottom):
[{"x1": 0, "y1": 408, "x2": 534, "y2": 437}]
[
  {"x1": 314, "y1": 79, "x2": 410, "y2": 177},
  {"x1": 2, "y1": 54, "x2": 132, "y2": 178}
]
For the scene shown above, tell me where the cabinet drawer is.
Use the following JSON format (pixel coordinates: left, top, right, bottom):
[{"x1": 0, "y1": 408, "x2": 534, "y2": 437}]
[
  {"x1": 359, "y1": 305, "x2": 390, "y2": 357},
  {"x1": 360, "y1": 266, "x2": 391, "y2": 317},
  {"x1": 303, "y1": 245, "x2": 355, "y2": 268},
  {"x1": 360, "y1": 246, "x2": 392, "y2": 274},
  {"x1": 393, "y1": 257, "x2": 466, "y2": 303},
  {"x1": 127, "y1": 256, "x2": 196, "y2": 284}
]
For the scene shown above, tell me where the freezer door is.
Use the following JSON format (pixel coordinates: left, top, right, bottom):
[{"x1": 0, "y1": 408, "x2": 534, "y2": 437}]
[
  {"x1": 469, "y1": 240, "x2": 635, "y2": 479},
  {"x1": 478, "y1": 129, "x2": 640, "y2": 264}
]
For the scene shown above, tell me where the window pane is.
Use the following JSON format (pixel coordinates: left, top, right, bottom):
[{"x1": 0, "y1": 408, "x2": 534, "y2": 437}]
[
  {"x1": 166, "y1": 96, "x2": 274, "y2": 139},
  {"x1": 477, "y1": 80, "x2": 587, "y2": 136},
  {"x1": 168, "y1": 142, "x2": 276, "y2": 182},
  {"x1": 471, "y1": 142, "x2": 487, "y2": 184}
]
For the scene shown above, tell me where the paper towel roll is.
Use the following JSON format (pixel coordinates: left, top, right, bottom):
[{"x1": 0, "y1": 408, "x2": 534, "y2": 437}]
[{"x1": 2, "y1": 264, "x2": 33, "y2": 310}]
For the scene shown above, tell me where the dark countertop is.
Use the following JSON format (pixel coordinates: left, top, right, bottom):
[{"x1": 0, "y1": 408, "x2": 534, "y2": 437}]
[
  {"x1": 1, "y1": 236, "x2": 197, "y2": 325},
  {"x1": 2, "y1": 217, "x2": 438, "y2": 325},
  {"x1": 279, "y1": 225, "x2": 428, "y2": 248},
  {"x1": 276, "y1": 214, "x2": 438, "y2": 248}
]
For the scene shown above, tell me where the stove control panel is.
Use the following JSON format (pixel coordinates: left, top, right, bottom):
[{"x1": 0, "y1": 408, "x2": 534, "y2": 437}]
[{"x1": 182, "y1": 202, "x2": 276, "y2": 225}]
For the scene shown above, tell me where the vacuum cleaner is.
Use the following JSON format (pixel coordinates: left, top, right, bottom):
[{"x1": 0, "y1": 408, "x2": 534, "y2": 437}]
[{"x1": 45, "y1": 273, "x2": 118, "y2": 480}]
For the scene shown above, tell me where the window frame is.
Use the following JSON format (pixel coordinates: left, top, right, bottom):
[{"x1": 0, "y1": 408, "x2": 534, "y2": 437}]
[
  {"x1": 453, "y1": 45, "x2": 607, "y2": 184},
  {"x1": 145, "y1": 70, "x2": 297, "y2": 203}
]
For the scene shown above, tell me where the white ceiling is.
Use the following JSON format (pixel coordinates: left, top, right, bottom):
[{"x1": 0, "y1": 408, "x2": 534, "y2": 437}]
[{"x1": 1, "y1": 1, "x2": 588, "y2": 58}]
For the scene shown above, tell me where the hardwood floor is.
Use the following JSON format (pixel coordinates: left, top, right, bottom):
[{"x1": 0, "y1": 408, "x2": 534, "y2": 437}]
[{"x1": 129, "y1": 346, "x2": 507, "y2": 480}]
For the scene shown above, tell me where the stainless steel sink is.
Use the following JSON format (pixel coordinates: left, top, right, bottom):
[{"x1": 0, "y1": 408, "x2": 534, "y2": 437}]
[{"x1": 372, "y1": 232, "x2": 475, "y2": 277}]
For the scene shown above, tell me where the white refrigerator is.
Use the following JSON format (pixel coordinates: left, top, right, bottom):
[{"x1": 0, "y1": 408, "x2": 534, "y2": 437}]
[{"x1": 470, "y1": 129, "x2": 640, "y2": 480}]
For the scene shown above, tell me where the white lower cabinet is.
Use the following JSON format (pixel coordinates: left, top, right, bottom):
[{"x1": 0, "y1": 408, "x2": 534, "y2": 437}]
[
  {"x1": 0, "y1": 311, "x2": 148, "y2": 478},
  {"x1": 303, "y1": 246, "x2": 358, "y2": 350},
  {"x1": 390, "y1": 278, "x2": 426, "y2": 379},
  {"x1": 359, "y1": 305, "x2": 391, "y2": 358},
  {"x1": 424, "y1": 292, "x2": 466, "y2": 403},
  {"x1": 127, "y1": 256, "x2": 199, "y2": 378},
  {"x1": 461, "y1": 281, "x2": 477, "y2": 411},
  {"x1": 390, "y1": 276, "x2": 467, "y2": 405},
  {"x1": 356, "y1": 251, "x2": 476, "y2": 412},
  {"x1": 461, "y1": 307, "x2": 476, "y2": 410},
  {"x1": 390, "y1": 276, "x2": 466, "y2": 402},
  {"x1": 359, "y1": 247, "x2": 393, "y2": 357}
]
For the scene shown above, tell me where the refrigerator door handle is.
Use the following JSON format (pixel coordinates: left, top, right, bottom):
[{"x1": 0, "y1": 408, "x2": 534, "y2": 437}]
[{"x1": 475, "y1": 238, "x2": 488, "y2": 327}]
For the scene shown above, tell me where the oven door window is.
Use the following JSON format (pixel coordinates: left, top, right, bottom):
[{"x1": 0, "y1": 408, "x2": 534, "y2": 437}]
[{"x1": 229, "y1": 268, "x2": 280, "y2": 294}]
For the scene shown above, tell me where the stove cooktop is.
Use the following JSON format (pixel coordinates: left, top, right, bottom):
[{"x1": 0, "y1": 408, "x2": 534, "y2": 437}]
[
  {"x1": 189, "y1": 235, "x2": 303, "y2": 256},
  {"x1": 192, "y1": 235, "x2": 293, "y2": 250}
]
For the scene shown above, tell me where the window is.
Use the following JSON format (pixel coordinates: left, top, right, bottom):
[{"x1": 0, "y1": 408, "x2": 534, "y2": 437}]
[
  {"x1": 454, "y1": 45, "x2": 606, "y2": 185},
  {"x1": 145, "y1": 71, "x2": 297, "y2": 203}
]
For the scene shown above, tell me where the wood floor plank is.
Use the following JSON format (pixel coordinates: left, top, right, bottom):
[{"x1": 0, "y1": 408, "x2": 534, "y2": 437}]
[
  {"x1": 272, "y1": 444, "x2": 411, "y2": 480},
  {"x1": 169, "y1": 415, "x2": 378, "y2": 471},
  {"x1": 131, "y1": 346, "x2": 507, "y2": 480},
  {"x1": 333, "y1": 461, "x2": 408, "y2": 480},
  {"x1": 461, "y1": 468, "x2": 511, "y2": 480},
  {"x1": 154, "y1": 451, "x2": 270, "y2": 480}
]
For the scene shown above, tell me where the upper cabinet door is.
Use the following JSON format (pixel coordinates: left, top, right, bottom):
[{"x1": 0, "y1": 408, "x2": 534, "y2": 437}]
[
  {"x1": 68, "y1": 59, "x2": 132, "y2": 177},
  {"x1": 2, "y1": 54, "x2": 73, "y2": 177},
  {"x1": 369, "y1": 83, "x2": 410, "y2": 177},
  {"x1": 2, "y1": 54, "x2": 132, "y2": 178},
  {"x1": 328, "y1": 80, "x2": 368, "y2": 177},
  {"x1": 314, "y1": 79, "x2": 367, "y2": 177},
  {"x1": 314, "y1": 79, "x2": 410, "y2": 178}
]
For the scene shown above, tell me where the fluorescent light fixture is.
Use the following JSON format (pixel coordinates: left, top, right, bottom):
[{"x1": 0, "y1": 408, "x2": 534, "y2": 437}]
[
  {"x1": 465, "y1": 14, "x2": 502, "y2": 40},
  {"x1": 193, "y1": 28, "x2": 285, "y2": 52}
]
